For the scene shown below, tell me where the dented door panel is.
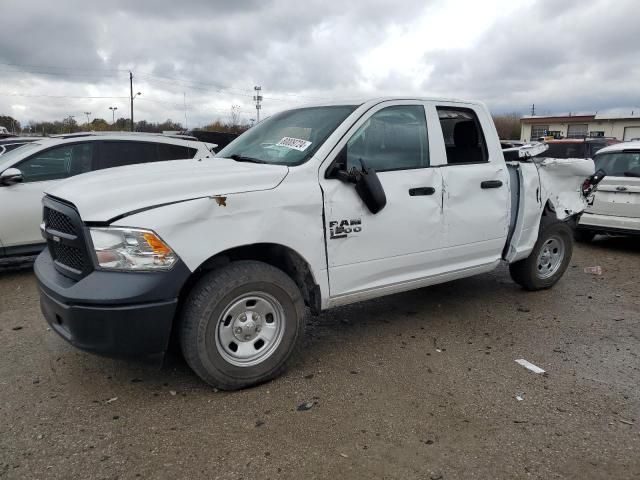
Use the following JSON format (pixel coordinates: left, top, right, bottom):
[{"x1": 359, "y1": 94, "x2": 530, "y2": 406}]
[{"x1": 324, "y1": 168, "x2": 444, "y2": 296}]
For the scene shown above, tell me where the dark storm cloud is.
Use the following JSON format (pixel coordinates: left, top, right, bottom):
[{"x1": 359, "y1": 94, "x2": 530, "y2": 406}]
[
  {"x1": 0, "y1": 0, "x2": 431, "y2": 124},
  {"x1": 422, "y1": 0, "x2": 640, "y2": 114},
  {"x1": 1, "y1": 0, "x2": 639, "y2": 125}
]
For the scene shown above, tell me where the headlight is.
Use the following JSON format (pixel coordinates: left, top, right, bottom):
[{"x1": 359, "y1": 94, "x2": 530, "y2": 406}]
[{"x1": 89, "y1": 227, "x2": 178, "y2": 271}]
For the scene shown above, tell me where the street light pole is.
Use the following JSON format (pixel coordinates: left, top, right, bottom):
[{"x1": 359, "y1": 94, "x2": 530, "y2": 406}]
[
  {"x1": 84, "y1": 111, "x2": 91, "y2": 127},
  {"x1": 129, "y1": 72, "x2": 142, "y2": 132},
  {"x1": 130, "y1": 71, "x2": 134, "y2": 132},
  {"x1": 109, "y1": 106, "x2": 118, "y2": 125}
]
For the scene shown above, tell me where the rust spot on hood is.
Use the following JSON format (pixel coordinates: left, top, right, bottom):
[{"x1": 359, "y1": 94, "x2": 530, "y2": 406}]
[{"x1": 213, "y1": 196, "x2": 227, "y2": 207}]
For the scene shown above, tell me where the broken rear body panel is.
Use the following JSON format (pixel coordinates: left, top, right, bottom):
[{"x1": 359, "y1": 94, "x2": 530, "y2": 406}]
[{"x1": 503, "y1": 156, "x2": 594, "y2": 262}]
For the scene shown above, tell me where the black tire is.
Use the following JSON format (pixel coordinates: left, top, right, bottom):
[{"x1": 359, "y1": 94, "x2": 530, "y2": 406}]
[
  {"x1": 180, "y1": 261, "x2": 306, "y2": 390},
  {"x1": 574, "y1": 229, "x2": 596, "y2": 243},
  {"x1": 509, "y1": 221, "x2": 574, "y2": 291}
]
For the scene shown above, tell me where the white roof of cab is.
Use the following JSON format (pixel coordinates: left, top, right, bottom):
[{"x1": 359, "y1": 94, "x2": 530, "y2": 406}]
[{"x1": 297, "y1": 96, "x2": 485, "y2": 109}]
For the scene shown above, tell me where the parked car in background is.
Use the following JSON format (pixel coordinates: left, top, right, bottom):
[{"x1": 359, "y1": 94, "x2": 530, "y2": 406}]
[
  {"x1": 188, "y1": 130, "x2": 238, "y2": 151},
  {"x1": 0, "y1": 137, "x2": 45, "y2": 156},
  {"x1": 576, "y1": 141, "x2": 640, "y2": 241},
  {"x1": 0, "y1": 132, "x2": 213, "y2": 260},
  {"x1": 544, "y1": 137, "x2": 619, "y2": 159}
]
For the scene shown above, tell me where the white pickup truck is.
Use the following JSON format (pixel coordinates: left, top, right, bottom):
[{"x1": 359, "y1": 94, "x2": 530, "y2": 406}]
[{"x1": 35, "y1": 98, "x2": 598, "y2": 390}]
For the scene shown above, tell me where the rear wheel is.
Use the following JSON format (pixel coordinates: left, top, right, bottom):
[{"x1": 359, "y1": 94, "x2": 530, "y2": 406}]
[
  {"x1": 509, "y1": 222, "x2": 573, "y2": 291},
  {"x1": 180, "y1": 261, "x2": 306, "y2": 390},
  {"x1": 574, "y1": 228, "x2": 596, "y2": 243}
]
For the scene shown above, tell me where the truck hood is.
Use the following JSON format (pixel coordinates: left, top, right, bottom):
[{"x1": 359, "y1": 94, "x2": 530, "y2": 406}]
[{"x1": 46, "y1": 158, "x2": 289, "y2": 222}]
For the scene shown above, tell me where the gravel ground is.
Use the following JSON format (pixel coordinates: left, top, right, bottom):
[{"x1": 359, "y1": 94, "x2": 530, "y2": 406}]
[{"x1": 0, "y1": 237, "x2": 638, "y2": 480}]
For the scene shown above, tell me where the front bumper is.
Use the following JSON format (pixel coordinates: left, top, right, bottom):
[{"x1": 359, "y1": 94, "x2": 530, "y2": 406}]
[
  {"x1": 578, "y1": 212, "x2": 640, "y2": 235},
  {"x1": 35, "y1": 248, "x2": 191, "y2": 360}
]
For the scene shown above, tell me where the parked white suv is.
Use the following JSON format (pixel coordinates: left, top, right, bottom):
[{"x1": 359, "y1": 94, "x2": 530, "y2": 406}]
[
  {"x1": 0, "y1": 132, "x2": 213, "y2": 259},
  {"x1": 35, "y1": 98, "x2": 595, "y2": 390},
  {"x1": 576, "y1": 141, "x2": 640, "y2": 241}
]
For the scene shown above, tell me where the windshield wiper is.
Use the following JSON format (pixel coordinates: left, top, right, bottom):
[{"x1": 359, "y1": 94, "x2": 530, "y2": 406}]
[
  {"x1": 228, "y1": 154, "x2": 267, "y2": 164},
  {"x1": 624, "y1": 171, "x2": 640, "y2": 177}
]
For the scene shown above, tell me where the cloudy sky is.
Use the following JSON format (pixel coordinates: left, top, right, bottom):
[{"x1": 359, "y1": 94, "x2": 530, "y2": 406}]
[{"x1": 1, "y1": 0, "x2": 639, "y2": 128}]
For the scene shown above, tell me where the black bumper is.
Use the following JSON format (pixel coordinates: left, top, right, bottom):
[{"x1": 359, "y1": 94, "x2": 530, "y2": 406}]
[{"x1": 35, "y1": 249, "x2": 191, "y2": 360}]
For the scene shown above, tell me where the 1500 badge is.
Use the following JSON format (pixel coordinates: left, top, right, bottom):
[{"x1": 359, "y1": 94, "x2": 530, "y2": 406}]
[{"x1": 329, "y1": 219, "x2": 362, "y2": 239}]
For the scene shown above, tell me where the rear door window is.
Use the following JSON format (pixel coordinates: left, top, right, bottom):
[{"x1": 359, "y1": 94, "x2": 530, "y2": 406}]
[
  {"x1": 436, "y1": 107, "x2": 488, "y2": 164},
  {"x1": 595, "y1": 152, "x2": 640, "y2": 177},
  {"x1": 16, "y1": 143, "x2": 94, "y2": 182},
  {"x1": 97, "y1": 141, "x2": 159, "y2": 170},
  {"x1": 157, "y1": 143, "x2": 198, "y2": 161}
]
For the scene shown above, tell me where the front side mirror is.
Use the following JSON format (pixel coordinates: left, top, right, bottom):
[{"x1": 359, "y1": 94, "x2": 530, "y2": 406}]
[
  {"x1": 0, "y1": 168, "x2": 23, "y2": 186},
  {"x1": 328, "y1": 150, "x2": 386, "y2": 214},
  {"x1": 354, "y1": 160, "x2": 386, "y2": 214}
]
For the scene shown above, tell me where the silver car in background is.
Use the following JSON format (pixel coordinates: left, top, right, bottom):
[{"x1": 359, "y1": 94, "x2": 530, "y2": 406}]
[{"x1": 576, "y1": 141, "x2": 640, "y2": 241}]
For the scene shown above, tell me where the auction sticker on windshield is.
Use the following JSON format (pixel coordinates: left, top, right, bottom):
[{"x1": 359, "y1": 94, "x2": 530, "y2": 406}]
[{"x1": 276, "y1": 137, "x2": 312, "y2": 152}]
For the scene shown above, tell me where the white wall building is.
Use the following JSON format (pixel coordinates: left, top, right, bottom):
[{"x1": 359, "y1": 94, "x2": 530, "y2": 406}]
[{"x1": 520, "y1": 113, "x2": 640, "y2": 142}]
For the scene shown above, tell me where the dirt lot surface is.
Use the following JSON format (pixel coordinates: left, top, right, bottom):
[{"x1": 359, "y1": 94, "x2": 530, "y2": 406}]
[{"x1": 1, "y1": 237, "x2": 638, "y2": 480}]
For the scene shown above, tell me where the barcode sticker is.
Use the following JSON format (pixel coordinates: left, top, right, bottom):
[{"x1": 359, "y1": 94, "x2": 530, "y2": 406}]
[{"x1": 276, "y1": 137, "x2": 312, "y2": 152}]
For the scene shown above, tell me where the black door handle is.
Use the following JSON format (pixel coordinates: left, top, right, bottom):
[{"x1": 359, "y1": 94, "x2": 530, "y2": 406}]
[
  {"x1": 409, "y1": 187, "x2": 436, "y2": 196},
  {"x1": 481, "y1": 180, "x2": 503, "y2": 189}
]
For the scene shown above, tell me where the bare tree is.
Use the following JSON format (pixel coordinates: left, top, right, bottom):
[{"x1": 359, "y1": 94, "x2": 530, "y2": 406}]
[
  {"x1": 230, "y1": 105, "x2": 241, "y2": 126},
  {"x1": 492, "y1": 112, "x2": 522, "y2": 140}
]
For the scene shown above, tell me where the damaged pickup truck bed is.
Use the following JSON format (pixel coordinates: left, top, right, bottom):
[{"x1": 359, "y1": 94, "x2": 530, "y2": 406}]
[{"x1": 35, "y1": 97, "x2": 596, "y2": 389}]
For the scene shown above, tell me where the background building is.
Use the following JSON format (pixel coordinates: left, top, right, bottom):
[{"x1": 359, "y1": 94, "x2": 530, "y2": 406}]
[{"x1": 520, "y1": 113, "x2": 640, "y2": 142}]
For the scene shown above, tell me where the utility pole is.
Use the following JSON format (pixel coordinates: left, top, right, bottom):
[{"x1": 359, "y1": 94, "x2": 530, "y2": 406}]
[
  {"x1": 253, "y1": 86, "x2": 262, "y2": 123},
  {"x1": 183, "y1": 92, "x2": 188, "y2": 130},
  {"x1": 531, "y1": 104, "x2": 536, "y2": 116},
  {"x1": 130, "y1": 71, "x2": 134, "y2": 132},
  {"x1": 84, "y1": 111, "x2": 91, "y2": 127}
]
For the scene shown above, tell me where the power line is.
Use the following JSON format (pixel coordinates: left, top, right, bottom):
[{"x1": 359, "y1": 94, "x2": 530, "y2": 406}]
[{"x1": 0, "y1": 61, "x2": 333, "y2": 103}]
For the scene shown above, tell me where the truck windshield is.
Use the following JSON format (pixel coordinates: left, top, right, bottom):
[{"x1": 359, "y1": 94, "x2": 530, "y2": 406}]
[{"x1": 217, "y1": 105, "x2": 357, "y2": 166}]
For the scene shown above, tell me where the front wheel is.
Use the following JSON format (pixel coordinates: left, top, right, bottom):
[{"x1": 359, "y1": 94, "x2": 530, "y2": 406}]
[
  {"x1": 180, "y1": 261, "x2": 306, "y2": 390},
  {"x1": 509, "y1": 222, "x2": 573, "y2": 291}
]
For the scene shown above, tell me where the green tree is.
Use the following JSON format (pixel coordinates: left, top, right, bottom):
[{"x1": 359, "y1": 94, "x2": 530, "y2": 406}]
[
  {"x1": 89, "y1": 118, "x2": 110, "y2": 131},
  {"x1": 200, "y1": 119, "x2": 250, "y2": 134}
]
